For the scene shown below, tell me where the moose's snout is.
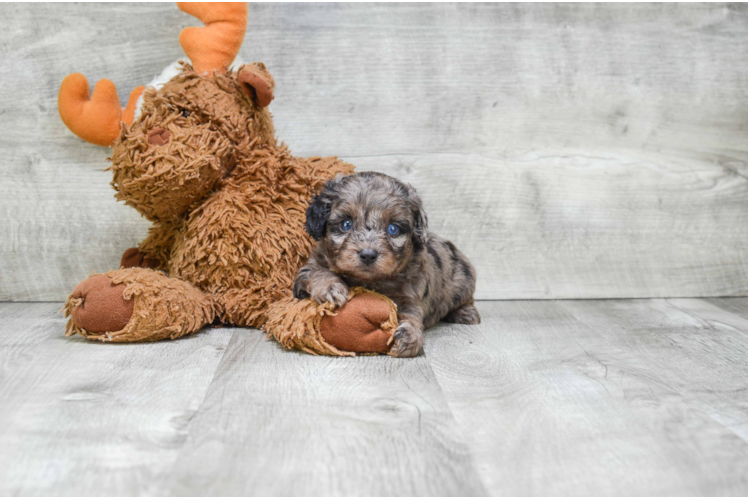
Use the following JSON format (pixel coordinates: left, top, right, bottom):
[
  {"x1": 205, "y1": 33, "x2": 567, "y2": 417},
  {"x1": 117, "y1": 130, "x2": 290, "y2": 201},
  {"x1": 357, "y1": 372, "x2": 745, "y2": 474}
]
[
  {"x1": 359, "y1": 248, "x2": 379, "y2": 265},
  {"x1": 147, "y1": 127, "x2": 171, "y2": 146}
]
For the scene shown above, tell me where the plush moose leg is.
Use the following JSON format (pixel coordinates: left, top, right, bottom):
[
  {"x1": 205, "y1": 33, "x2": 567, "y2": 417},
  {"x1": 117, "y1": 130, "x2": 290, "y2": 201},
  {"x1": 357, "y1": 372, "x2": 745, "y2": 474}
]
[
  {"x1": 263, "y1": 288, "x2": 399, "y2": 356},
  {"x1": 62, "y1": 268, "x2": 217, "y2": 342},
  {"x1": 220, "y1": 286, "x2": 286, "y2": 329}
]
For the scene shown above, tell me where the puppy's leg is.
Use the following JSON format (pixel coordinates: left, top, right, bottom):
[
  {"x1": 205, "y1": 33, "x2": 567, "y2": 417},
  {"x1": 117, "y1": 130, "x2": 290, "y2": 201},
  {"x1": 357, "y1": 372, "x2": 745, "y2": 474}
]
[
  {"x1": 390, "y1": 300, "x2": 425, "y2": 358},
  {"x1": 444, "y1": 302, "x2": 481, "y2": 325},
  {"x1": 292, "y1": 267, "x2": 312, "y2": 299},
  {"x1": 293, "y1": 257, "x2": 349, "y2": 307}
]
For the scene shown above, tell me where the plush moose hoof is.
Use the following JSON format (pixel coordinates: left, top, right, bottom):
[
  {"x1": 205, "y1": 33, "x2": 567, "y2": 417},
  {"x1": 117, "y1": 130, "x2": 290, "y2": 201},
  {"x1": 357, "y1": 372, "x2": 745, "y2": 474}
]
[
  {"x1": 69, "y1": 274, "x2": 134, "y2": 333},
  {"x1": 264, "y1": 288, "x2": 399, "y2": 356},
  {"x1": 120, "y1": 247, "x2": 160, "y2": 270},
  {"x1": 63, "y1": 268, "x2": 216, "y2": 342},
  {"x1": 319, "y1": 293, "x2": 395, "y2": 354}
]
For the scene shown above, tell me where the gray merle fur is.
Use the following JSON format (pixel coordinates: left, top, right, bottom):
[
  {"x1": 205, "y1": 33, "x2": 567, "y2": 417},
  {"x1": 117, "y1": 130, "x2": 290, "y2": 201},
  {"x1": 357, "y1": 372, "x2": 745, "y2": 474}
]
[{"x1": 294, "y1": 171, "x2": 480, "y2": 357}]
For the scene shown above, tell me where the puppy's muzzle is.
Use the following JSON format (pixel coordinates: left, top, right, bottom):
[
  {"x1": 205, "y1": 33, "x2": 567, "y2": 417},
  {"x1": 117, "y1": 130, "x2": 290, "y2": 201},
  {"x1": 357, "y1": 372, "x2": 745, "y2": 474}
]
[{"x1": 358, "y1": 248, "x2": 378, "y2": 265}]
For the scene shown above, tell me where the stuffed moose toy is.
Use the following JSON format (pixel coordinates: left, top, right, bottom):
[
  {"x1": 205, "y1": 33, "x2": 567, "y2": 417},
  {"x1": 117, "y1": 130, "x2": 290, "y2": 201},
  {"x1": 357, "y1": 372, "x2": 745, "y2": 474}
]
[{"x1": 59, "y1": 2, "x2": 401, "y2": 356}]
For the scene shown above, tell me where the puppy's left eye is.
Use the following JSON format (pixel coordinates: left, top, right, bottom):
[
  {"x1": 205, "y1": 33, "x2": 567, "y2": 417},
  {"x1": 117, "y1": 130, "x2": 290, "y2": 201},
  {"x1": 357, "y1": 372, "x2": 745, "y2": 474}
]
[
  {"x1": 387, "y1": 224, "x2": 400, "y2": 236},
  {"x1": 340, "y1": 220, "x2": 352, "y2": 232},
  {"x1": 180, "y1": 108, "x2": 191, "y2": 118}
]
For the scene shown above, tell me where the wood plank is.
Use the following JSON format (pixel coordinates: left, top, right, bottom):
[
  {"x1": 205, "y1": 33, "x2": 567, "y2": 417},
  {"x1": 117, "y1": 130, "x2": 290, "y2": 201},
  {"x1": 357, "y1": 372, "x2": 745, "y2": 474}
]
[
  {"x1": 357, "y1": 150, "x2": 748, "y2": 299},
  {"x1": 667, "y1": 297, "x2": 748, "y2": 442},
  {"x1": 705, "y1": 296, "x2": 748, "y2": 320},
  {"x1": 3, "y1": 299, "x2": 748, "y2": 495},
  {"x1": 425, "y1": 299, "x2": 748, "y2": 495},
  {"x1": 568, "y1": 298, "x2": 748, "y2": 463},
  {"x1": 260, "y1": 3, "x2": 748, "y2": 156},
  {"x1": 0, "y1": 303, "x2": 233, "y2": 496},
  {"x1": 161, "y1": 330, "x2": 486, "y2": 496},
  {"x1": 3, "y1": 3, "x2": 748, "y2": 300}
]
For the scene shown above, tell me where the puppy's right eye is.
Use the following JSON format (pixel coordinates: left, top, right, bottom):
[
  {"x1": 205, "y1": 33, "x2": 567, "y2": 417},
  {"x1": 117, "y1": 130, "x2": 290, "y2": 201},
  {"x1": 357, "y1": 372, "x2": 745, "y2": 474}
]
[{"x1": 340, "y1": 220, "x2": 352, "y2": 232}]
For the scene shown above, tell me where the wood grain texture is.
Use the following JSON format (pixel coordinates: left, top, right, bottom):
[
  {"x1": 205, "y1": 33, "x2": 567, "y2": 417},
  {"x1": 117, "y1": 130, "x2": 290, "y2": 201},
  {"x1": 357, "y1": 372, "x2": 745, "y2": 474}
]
[
  {"x1": 0, "y1": 303, "x2": 234, "y2": 496},
  {"x1": 2, "y1": 299, "x2": 748, "y2": 495},
  {"x1": 425, "y1": 299, "x2": 748, "y2": 495},
  {"x1": 161, "y1": 331, "x2": 486, "y2": 496},
  {"x1": 358, "y1": 150, "x2": 748, "y2": 299},
  {"x1": 2, "y1": 3, "x2": 748, "y2": 300}
]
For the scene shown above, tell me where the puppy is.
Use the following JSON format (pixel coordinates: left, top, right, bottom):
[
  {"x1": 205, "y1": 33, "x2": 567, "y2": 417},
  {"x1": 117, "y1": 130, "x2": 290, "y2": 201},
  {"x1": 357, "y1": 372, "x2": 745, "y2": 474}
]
[{"x1": 293, "y1": 172, "x2": 480, "y2": 357}]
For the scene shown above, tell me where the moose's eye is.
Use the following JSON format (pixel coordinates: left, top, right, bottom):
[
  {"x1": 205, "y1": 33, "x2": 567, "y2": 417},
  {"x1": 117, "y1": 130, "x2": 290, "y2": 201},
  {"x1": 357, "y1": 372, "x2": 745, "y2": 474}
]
[
  {"x1": 180, "y1": 108, "x2": 191, "y2": 118},
  {"x1": 387, "y1": 224, "x2": 400, "y2": 236},
  {"x1": 340, "y1": 220, "x2": 352, "y2": 232}
]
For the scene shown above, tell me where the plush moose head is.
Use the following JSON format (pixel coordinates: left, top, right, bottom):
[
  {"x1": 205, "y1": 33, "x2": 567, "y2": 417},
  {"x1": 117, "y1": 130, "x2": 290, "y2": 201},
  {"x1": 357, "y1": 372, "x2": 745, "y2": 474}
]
[{"x1": 58, "y1": 3, "x2": 276, "y2": 222}]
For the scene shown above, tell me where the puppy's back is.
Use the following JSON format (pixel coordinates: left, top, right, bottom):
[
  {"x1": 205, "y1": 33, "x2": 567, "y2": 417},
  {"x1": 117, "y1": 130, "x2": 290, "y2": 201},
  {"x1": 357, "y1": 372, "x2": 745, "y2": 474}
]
[{"x1": 419, "y1": 233, "x2": 477, "y2": 328}]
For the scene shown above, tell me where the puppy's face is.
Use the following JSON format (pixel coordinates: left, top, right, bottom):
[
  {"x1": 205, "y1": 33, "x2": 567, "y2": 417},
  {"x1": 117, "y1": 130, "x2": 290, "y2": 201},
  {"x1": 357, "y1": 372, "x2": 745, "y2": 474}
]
[{"x1": 305, "y1": 172, "x2": 428, "y2": 281}]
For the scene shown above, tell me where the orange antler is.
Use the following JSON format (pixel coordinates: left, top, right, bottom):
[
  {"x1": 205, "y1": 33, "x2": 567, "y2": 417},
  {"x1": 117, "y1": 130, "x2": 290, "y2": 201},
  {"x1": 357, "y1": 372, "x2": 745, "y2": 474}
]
[
  {"x1": 58, "y1": 74, "x2": 144, "y2": 147},
  {"x1": 178, "y1": 2, "x2": 248, "y2": 75}
]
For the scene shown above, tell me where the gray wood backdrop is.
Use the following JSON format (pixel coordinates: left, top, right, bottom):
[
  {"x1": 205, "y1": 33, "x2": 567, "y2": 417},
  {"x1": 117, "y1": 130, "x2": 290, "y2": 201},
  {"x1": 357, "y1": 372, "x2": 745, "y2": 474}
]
[{"x1": 2, "y1": 3, "x2": 748, "y2": 301}]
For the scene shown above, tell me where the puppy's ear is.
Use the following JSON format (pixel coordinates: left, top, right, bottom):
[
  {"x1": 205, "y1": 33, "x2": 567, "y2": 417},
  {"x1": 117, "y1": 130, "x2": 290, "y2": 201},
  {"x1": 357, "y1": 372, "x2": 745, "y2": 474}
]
[
  {"x1": 407, "y1": 187, "x2": 429, "y2": 250},
  {"x1": 305, "y1": 179, "x2": 339, "y2": 241}
]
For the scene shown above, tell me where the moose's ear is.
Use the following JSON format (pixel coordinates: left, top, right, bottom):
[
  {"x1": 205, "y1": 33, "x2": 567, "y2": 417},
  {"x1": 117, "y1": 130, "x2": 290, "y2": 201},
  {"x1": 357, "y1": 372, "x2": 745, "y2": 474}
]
[
  {"x1": 238, "y1": 63, "x2": 275, "y2": 107},
  {"x1": 305, "y1": 179, "x2": 340, "y2": 241}
]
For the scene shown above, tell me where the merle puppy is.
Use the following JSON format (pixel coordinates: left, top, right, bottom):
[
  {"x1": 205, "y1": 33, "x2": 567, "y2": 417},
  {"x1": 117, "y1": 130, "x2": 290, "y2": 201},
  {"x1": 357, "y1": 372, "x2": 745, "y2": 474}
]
[{"x1": 293, "y1": 172, "x2": 480, "y2": 357}]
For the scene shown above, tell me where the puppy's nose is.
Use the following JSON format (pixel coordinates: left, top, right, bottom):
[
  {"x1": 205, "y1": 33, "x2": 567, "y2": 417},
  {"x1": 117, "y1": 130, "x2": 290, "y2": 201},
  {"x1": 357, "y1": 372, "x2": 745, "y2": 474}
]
[{"x1": 358, "y1": 248, "x2": 379, "y2": 265}]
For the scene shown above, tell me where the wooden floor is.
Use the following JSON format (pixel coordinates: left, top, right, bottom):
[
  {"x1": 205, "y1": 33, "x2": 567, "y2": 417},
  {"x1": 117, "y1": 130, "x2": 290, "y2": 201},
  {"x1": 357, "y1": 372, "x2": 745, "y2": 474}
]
[{"x1": 1, "y1": 299, "x2": 748, "y2": 496}]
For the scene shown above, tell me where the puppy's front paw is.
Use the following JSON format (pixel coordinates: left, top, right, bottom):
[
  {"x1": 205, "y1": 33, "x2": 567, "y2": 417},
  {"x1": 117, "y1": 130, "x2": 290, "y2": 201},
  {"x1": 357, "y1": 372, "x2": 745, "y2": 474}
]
[
  {"x1": 311, "y1": 280, "x2": 349, "y2": 308},
  {"x1": 293, "y1": 274, "x2": 310, "y2": 300},
  {"x1": 389, "y1": 323, "x2": 424, "y2": 358}
]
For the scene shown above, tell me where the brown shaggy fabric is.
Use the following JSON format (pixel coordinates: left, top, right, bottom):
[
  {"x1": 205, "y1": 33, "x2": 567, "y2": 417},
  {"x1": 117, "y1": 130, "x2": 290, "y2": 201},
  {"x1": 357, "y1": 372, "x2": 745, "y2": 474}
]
[
  {"x1": 169, "y1": 151, "x2": 354, "y2": 327},
  {"x1": 62, "y1": 268, "x2": 216, "y2": 342},
  {"x1": 264, "y1": 287, "x2": 398, "y2": 356},
  {"x1": 137, "y1": 221, "x2": 180, "y2": 270}
]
